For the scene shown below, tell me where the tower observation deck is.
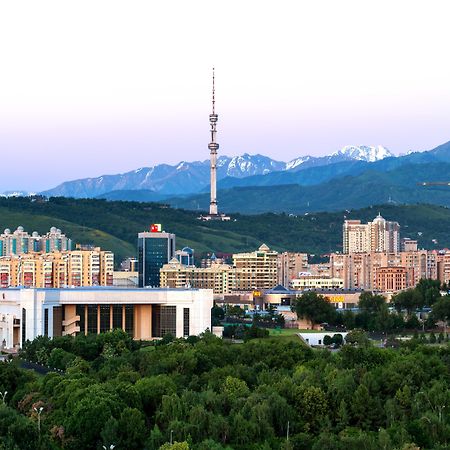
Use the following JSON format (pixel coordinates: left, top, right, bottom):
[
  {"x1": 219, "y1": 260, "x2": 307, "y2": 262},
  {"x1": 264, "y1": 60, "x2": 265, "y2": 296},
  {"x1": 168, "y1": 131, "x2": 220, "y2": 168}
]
[{"x1": 199, "y1": 68, "x2": 230, "y2": 222}]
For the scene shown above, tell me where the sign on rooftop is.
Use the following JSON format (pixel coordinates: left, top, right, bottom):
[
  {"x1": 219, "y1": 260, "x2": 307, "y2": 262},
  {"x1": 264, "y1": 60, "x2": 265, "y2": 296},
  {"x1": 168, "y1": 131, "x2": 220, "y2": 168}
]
[{"x1": 150, "y1": 224, "x2": 162, "y2": 233}]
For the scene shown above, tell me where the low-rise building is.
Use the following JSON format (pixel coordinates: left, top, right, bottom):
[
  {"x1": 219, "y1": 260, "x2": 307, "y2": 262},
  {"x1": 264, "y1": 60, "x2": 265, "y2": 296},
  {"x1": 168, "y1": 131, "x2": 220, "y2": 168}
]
[
  {"x1": 0, "y1": 287, "x2": 213, "y2": 349},
  {"x1": 290, "y1": 275, "x2": 344, "y2": 290}
]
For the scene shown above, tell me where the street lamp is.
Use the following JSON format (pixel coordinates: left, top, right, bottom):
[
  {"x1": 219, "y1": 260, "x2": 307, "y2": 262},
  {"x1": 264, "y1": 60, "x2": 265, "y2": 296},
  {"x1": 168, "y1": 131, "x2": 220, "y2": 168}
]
[
  {"x1": 0, "y1": 391, "x2": 7, "y2": 404},
  {"x1": 170, "y1": 430, "x2": 174, "y2": 445},
  {"x1": 33, "y1": 406, "x2": 44, "y2": 437}
]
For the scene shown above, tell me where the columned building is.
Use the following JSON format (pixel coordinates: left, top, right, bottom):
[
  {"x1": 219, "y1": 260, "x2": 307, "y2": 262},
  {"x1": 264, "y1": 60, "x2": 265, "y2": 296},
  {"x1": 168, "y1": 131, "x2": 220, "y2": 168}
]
[{"x1": 0, "y1": 287, "x2": 213, "y2": 349}]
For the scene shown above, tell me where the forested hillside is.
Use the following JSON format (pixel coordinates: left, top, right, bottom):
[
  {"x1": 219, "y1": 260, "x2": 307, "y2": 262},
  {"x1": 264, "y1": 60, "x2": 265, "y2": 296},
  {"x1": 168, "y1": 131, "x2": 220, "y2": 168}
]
[
  {"x1": 0, "y1": 198, "x2": 449, "y2": 264},
  {"x1": 3, "y1": 331, "x2": 450, "y2": 449}
]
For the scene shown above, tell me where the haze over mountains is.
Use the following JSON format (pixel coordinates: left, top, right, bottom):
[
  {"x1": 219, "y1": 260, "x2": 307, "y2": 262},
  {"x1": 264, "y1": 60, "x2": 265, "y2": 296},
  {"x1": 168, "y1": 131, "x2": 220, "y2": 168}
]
[
  {"x1": 8, "y1": 141, "x2": 450, "y2": 214},
  {"x1": 41, "y1": 145, "x2": 394, "y2": 198}
]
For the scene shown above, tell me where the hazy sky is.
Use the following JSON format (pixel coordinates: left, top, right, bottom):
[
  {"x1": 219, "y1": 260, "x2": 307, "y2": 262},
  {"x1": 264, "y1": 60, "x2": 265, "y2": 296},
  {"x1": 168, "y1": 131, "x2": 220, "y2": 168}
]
[{"x1": 1, "y1": 0, "x2": 450, "y2": 192}]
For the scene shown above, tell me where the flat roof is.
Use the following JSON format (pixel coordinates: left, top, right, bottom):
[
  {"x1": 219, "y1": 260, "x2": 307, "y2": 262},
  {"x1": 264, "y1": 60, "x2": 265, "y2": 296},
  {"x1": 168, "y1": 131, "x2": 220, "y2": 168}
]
[{"x1": 0, "y1": 287, "x2": 204, "y2": 293}]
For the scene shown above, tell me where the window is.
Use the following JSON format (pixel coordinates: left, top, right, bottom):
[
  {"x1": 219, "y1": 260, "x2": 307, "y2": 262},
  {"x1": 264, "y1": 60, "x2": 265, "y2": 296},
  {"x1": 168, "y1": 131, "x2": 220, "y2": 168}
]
[
  {"x1": 124, "y1": 305, "x2": 134, "y2": 336},
  {"x1": 99, "y1": 305, "x2": 110, "y2": 333},
  {"x1": 161, "y1": 306, "x2": 177, "y2": 337},
  {"x1": 21, "y1": 308, "x2": 26, "y2": 344},
  {"x1": 183, "y1": 308, "x2": 190, "y2": 337},
  {"x1": 112, "y1": 305, "x2": 123, "y2": 330},
  {"x1": 76, "y1": 305, "x2": 85, "y2": 334},
  {"x1": 44, "y1": 309, "x2": 49, "y2": 336},
  {"x1": 152, "y1": 305, "x2": 176, "y2": 338},
  {"x1": 87, "y1": 305, "x2": 98, "y2": 334}
]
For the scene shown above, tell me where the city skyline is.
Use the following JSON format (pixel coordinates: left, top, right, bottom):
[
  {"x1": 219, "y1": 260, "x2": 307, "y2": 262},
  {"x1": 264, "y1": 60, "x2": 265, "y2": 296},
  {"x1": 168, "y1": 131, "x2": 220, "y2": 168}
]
[{"x1": 1, "y1": 1, "x2": 450, "y2": 192}]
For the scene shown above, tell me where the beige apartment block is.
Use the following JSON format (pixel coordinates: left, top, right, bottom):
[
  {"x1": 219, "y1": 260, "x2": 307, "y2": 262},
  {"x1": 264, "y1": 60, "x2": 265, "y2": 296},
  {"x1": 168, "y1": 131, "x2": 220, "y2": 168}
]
[
  {"x1": 0, "y1": 248, "x2": 113, "y2": 288},
  {"x1": 160, "y1": 258, "x2": 237, "y2": 294},
  {"x1": 277, "y1": 252, "x2": 308, "y2": 287},
  {"x1": 343, "y1": 214, "x2": 400, "y2": 254},
  {"x1": 232, "y1": 244, "x2": 278, "y2": 291}
]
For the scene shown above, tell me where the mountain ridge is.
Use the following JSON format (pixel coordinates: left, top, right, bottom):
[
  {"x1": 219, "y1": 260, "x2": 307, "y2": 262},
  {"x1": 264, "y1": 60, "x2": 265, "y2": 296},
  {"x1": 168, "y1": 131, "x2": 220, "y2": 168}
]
[{"x1": 39, "y1": 145, "x2": 395, "y2": 198}]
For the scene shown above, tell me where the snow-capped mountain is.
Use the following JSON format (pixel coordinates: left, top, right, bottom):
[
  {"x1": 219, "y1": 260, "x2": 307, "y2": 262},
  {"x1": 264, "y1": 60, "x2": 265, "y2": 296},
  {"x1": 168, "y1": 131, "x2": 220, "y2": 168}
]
[
  {"x1": 332, "y1": 145, "x2": 394, "y2": 162},
  {"x1": 40, "y1": 146, "x2": 395, "y2": 198}
]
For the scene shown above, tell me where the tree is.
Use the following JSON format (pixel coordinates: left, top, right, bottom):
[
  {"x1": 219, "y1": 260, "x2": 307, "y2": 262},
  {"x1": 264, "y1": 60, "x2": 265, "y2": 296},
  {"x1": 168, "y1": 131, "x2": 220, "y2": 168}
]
[
  {"x1": 431, "y1": 296, "x2": 450, "y2": 324},
  {"x1": 117, "y1": 407, "x2": 147, "y2": 450},
  {"x1": 159, "y1": 442, "x2": 190, "y2": 450},
  {"x1": 292, "y1": 292, "x2": 336, "y2": 328},
  {"x1": 392, "y1": 289, "x2": 423, "y2": 317},
  {"x1": 345, "y1": 329, "x2": 370, "y2": 347},
  {"x1": 358, "y1": 292, "x2": 386, "y2": 313}
]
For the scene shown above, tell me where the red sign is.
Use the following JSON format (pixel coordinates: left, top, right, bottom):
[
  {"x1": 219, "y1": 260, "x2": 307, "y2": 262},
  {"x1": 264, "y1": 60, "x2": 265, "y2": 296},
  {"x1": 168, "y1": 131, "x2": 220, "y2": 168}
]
[{"x1": 150, "y1": 224, "x2": 162, "y2": 233}]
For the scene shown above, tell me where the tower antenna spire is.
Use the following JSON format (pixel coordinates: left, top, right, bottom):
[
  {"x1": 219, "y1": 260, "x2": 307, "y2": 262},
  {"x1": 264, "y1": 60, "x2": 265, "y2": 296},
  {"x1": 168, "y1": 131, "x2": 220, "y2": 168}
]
[
  {"x1": 212, "y1": 67, "x2": 215, "y2": 115},
  {"x1": 208, "y1": 67, "x2": 219, "y2": 216}
]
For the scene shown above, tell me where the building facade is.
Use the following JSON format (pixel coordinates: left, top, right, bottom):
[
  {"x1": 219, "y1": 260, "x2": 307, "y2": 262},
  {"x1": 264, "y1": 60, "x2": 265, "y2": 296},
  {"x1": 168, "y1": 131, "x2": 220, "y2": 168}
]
[
  {"x1": 0, "y1": 226, "x2": 72, "y2": 257},
  {"x1": 160, "y1": 259, "x2": 237, "y2": 294},
  {"x1": 277, "y1": 252, "x2": 308, "y2": 287},
  {"x1": 138, "y1": 229, "x2": 175, "y2": 288},
  {"x1": 0, "y1": 287, "x2": 213, "y2": 349},
  {"x1": 232, "y1": 244, "x2": 278, "y2": 291},
  {"x1": 0, "y1": 248, "x2": 113, "y2": 288},
  {"x1": 343, "y1": 214, "x2": 400, "y2": 254}
]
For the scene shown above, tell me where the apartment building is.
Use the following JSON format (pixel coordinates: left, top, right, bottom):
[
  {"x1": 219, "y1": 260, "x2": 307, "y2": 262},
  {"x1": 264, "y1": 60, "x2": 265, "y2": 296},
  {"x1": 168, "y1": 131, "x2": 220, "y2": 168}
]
[
  {"x1": 0, "y1": 248, "x2": 114, "y2": 288},
  {"x1": 343, "y1": 214, "x2": 400, "y2": 254},
  {"x1": 277, "y1": 252, "x2": 308, "y2": 287},
  {"x1": 0, "y1": 226, "x2": 72, "y2": 256},
  {"x1": 160, "y1": 258, "x2": 237, "y2": 294},
  {"x1": 232, "y1": 244, "x2": 278, "y2": 291}
]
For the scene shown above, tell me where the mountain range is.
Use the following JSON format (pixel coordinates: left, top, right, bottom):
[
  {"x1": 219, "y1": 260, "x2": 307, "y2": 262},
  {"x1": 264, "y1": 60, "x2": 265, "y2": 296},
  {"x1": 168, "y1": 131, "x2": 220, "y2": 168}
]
[
  {"x1": 12, "y1": 141, "x2": 450, "y2": 214},
  {"x1": 40, "y1": 145, "x2": 394, "y2": 198}
]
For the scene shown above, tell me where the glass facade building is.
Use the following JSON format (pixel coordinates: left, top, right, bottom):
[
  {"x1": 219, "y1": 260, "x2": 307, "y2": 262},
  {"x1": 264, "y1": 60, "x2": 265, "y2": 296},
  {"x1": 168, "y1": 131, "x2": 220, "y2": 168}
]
[{"x1": 138, "y1": 231, "x2": 176, "y2": 287}]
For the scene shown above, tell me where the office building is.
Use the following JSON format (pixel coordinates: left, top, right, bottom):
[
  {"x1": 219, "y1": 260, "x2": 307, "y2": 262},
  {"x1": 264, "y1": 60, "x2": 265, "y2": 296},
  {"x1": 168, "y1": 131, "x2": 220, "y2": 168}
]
[
  {"x1": 138, "y1": 226, "x2": 175, "y2": 287},
  {"x1": 0, "y1": 287, "x2": 213, "y2": 349}
]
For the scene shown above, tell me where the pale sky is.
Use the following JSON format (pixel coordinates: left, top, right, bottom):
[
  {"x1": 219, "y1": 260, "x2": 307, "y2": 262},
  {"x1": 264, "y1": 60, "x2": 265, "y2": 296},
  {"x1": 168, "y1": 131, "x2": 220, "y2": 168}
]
[{"x1": 1, "y1": 0, "x2": 450, "y2": 191}]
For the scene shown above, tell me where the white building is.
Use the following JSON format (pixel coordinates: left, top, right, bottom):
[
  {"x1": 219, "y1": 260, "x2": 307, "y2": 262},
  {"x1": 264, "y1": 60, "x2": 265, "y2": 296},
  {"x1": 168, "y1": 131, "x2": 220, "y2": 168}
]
[
  {"x1": 299, "y1": 331, "x2": 348, "y2": 347},
  {"x1": 0, "y1": 287, "x2": 213, "y2": 349}
]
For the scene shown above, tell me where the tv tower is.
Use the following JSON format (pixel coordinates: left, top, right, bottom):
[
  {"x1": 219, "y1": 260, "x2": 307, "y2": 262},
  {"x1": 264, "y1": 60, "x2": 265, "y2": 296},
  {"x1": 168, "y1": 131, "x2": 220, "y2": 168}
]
[{"x1": 208, "y1": 67, "x2": 219, "y2": 216}]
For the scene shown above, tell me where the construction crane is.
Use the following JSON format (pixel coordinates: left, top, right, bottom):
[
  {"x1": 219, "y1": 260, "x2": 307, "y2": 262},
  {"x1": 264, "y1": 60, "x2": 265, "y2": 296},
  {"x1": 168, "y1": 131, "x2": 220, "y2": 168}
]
[{"x1": 417, "y1": 182, "x2": 450, "y2": 186}]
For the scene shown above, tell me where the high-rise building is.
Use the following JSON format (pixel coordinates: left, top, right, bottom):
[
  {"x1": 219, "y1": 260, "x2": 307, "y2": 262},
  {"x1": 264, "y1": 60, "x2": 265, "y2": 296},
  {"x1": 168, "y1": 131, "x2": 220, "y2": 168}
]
[
  {"x1": 277, "y1": 252, "x2": 309, "y2": 287},
  {"x1": 232, "y1": 244, "x2": 278, "y2": 291},
  {"x1": 0, "y1": 248, "x2": 113, "y2": 288},
  {"x1": 343, "y1": 214, "x2": 400, "y2": 254},
  {"x1": 138, "y1": 225, "x2": 175, "y2": 287},
  {"x1": 0, "y1": 226, "x2": 72, "y2": 256},
  {"x1": 376, "y1": 267, "x2": 407, "y2": 292}
]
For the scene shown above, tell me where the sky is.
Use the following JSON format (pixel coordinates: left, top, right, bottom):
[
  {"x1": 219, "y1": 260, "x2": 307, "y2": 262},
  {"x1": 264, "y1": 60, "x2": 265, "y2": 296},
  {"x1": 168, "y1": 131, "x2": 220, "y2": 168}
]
[{"x1": 1, "y1": 0, "x2": 450, "y2": 192}]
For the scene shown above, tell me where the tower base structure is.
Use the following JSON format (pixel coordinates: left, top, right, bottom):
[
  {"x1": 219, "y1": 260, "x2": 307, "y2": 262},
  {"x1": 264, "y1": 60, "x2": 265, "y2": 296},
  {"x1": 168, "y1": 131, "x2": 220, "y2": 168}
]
[{"x1": 198, "y1": 213, "x2": 231, "y2": 222}]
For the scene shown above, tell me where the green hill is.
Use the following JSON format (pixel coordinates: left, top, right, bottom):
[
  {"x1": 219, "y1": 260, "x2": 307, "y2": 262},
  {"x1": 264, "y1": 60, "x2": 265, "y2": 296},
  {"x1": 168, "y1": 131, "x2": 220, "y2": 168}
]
[
  {"x1": 0, "y1": 198, "x2": 448, "y2": 263},
  {"x1": 166, "y1": 162, "x2": 450, "y2": 214}
]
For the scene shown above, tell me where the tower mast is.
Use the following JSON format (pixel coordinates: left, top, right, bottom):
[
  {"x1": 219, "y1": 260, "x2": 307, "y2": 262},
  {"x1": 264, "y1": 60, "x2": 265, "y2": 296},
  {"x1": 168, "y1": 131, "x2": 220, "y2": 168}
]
[{"x1": 208, "y1": 67, "x2": 219, "y2": 216}]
